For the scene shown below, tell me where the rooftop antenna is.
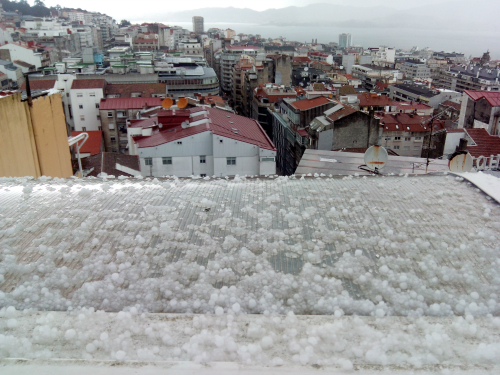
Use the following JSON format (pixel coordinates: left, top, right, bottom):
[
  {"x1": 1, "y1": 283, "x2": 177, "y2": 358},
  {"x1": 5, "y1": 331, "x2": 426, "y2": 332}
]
[{"x1": 359, "y1": 145, "x2": 388, "y2": 174}]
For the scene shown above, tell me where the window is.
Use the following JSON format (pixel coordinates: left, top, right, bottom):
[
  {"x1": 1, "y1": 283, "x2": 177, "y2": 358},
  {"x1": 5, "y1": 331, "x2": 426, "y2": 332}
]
[
  {"x1": 162, "y1": 157, "x2": 172, "y2": 165},
  {"x1": 261, "y1": 157, "x2": 275, "y2": 162},
  {"x1": 219, "y1": 139, "x2": 223, "y2": 143},
  {"x1": 97, "y1": 115, "x2": 100, "y2": 120},
  {"x1": 95, "y1": 103, "x2": 99, "y2": 109},
  {"x1": 414, "y1": 137, "x2": 422, "y2": 141},
  {"x1": 82, "y1": 127, "x2": 86, "y2": 131},
  {"x1": 80, "y1": 115, "x2": 85, "y2": 121},
  {"x1": 144, "y1": 157, "x2": 153, "y2": 166},
  {"x1": 201, "y1": 174, "x2": 207, "y2": 177},
  {"x1": 394, "y1": 136, "x2": 401, "y2": 141},
  {"x1": 77, "y1": 93, "x2": 83, "y2": 97},
  {"x1": 384, "y1": 137, "x2": 390, "y2": 141},
  {"x1": 79, "y1": 104, "x2": 83, "y2": 109},
  {"x1": 227, "y1": 157, "x2": 236, "y2": 165},
  {"x1": 89, "y1": 92, "x2": 95, "y2": 97},
  {"x1": 98, "y1": 126, "x2": 102, "y2": 130},
  {"x1": 66, "y1": 93, "x2": 70, "y2": 97},
  {"x1": 394, "y1": 145, "x2": 400, "y2": 150},
  {"x1": 403, "y1": 146, "x2": 410, "y2": 150},
  {"x1": 110, "y1": 136, "x2": 116, "y2": 142},
  {"x1": 177, "y1": 141, "x2": 182, "y2": 145},
  {"x1": 109, "y1": 123, "x2": 115, "y2": 130},
  {"x1": 107, "y1": 111, "x2": 113, "y2": 117},
  {"x1": 404, "y1": 137, "x2": 411, "y2": 141},
  {"x1": 414, "y1": 146, "x2": 420, "y2": 151},
  {"x1": 131, "y1": 92, "x2": 142, "y2": 97},
  {"x1": 200, "y1": 155, "x2": 206, "y2": 163}
]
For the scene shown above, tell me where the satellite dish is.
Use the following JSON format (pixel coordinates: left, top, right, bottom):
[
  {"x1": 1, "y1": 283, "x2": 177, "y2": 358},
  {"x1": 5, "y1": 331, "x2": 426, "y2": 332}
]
[
  {"x1": 448, "y1": 152, "x2": 473, "y2": 172},
  {"x1": 304, "y1": 67, "x2": 309, "y2": 71},
  {"x1": 177, "y1": 97, "x2": 188, "y2": 109},
  {"x1": 364, "y1": 145, "x2": 388, "y2": 171},
  {"x1": 162, "y1": 98, "x2": 173, "y2": 109}
]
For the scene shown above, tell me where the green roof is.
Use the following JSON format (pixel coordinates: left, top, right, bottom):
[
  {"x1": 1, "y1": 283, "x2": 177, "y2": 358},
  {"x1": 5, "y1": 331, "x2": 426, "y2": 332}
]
[
  {"x1": 42, "y1": 67, "x2": 57, "y2": 71},
  {"x1": 112, "y1": 64, "x2": 129, "y2": 68},
  {"x1": 119, "y1": 54, "x2": 134, "y2": 57}
]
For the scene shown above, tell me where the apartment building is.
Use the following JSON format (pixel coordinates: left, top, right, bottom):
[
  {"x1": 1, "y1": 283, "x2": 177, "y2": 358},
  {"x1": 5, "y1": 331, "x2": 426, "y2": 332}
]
[
  {"x1": 70, "y1": 79, "x2": 107, "y2": 132},
  {"x1": 397, "y1": 61, "x2": 431, "y2": 80},
  {"x1": 157, "y1": 65, "x2": 219, "y2": 99},
  {"x1": 438, "y1": 65, "x2": 500, "y2": 93},
  {"x1": 351, "y1": 64, "x2": 402, "y2": 90},
  {"x1": 178, "y1": 39, "x2": 203, "y2": 57},
  {"x1": 368, "y1": 47, "x2": 395, "y2": 64},
  {"x1": 0, "y1": 41, "x2": 52, "y2": 68},
  {"x1": 378, "y1": 112, "x2": 444, "y2": 157},
  {"x1": 128, "y1": 106, "x2": 276, "y2": 177},
  {"x1": 98, "y1": 97, "x2": 163, "y2": 153},
  {"x1": 0, "y1": 59, "x2": 22, "y2": 87},
  {"x1": 220, "y1": 45, "x2": 260, "y2": 94},
  {"x1": 389, "y1": 83, "x2": 461, "y2": 109},
  {"x1": 192, "y1": 16, "x2": 204, "y2": 34},
  {"x1": 457, "y1": 90, "x2": 500, "y2": 135}
]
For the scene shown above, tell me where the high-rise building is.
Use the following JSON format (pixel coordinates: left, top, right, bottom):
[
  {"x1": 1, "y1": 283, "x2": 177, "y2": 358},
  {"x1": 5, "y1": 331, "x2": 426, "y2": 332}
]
[
  {"x1": 339, "y1": 33, "x2": 352, "y2": 48},
  {"x1": 192, "y1": 16, "x2": 204, "y2": 34}
]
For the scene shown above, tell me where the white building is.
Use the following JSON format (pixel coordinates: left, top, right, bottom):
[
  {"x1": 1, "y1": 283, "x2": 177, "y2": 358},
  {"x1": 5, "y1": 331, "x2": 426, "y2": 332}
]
[
  {"x1": 129, "y1": 106, "x2": 276, "y2": 177},
  {"x1": 369, "y1": 47, "x2": 396, "y2": 64},
  {"x1": 338, "y1": 33, "x2": 352, "y2": 48},
  {"x1": 70, "y1": 79, "x2": 107, "y2": 131},
  {"x1": 69, "y1": 11, "x2": 85, "y2": 24},
  {"x1": 0, "y1": 41, "x2": 45, "y2": 68}
]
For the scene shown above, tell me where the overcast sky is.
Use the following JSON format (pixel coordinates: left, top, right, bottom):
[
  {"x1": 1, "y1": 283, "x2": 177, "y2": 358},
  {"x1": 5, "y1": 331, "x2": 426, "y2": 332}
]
[{"x1": 43, "y1": 0, "x2": 452, "y2": 20}]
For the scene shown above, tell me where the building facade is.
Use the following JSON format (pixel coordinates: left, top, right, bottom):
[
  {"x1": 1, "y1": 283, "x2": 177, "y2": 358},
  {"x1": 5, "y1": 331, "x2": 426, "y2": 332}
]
[{"x1": 192, "y1": 16, "x2": 204, "y2": 34}]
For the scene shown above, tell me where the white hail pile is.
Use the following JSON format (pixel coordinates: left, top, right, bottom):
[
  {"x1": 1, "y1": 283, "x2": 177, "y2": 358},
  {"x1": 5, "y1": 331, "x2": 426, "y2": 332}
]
[{"x1": 0, "y1": 174, "x2": 499, "y2": 365}]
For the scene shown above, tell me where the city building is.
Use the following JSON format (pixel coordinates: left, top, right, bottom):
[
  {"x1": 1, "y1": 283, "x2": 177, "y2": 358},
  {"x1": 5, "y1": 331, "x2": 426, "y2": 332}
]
[
  {"x1": 368, "y1": 47, "x2": 395, "y2": 65},
  {"x1": 438, "y1": 65, "x2": 500, "y2": 93},
  {"x1": 338, "y1": 33, "x2": 352, "y2": 48},
  {"x1": 397, "y1": 61, "x2": 431, "y2": 80},
  {"x1": 220, "y1": 45, "x2": 261, "y2": 94},
  {"x1": 70, "y1": 79, "x2": 107, "y2": 132},
  {"x1": 192, "y1": 16, "x2": 204, "y2": 34},
  {"x1": 81, "y1": 152, "x2": 141, "y2": 177},
  {"x1": 351, "y1": 64, "x2": 402, "y2": 90},
  {"x1": 357, "y1": 92, "x2": 396, "y2": 112},
  {"x1": 389, "y1": 83, "x2": 461, "y2": 109},
  {"x1": 98, "y1": 97, "x2": 164, "y2": 153},
  {"x1": 457, "y1": 90, "x2": 500, "y2": 135},
  {"x1": 444, "y1": 128, "x2": 500, "y2": 160},
  {"x1": 128, "y1": 106, "x2": 276, "y2": 177},
  {"x1": 0, "y1": 41, "x2": 53, "y2": 68},
  {"x1": 252, "y1": 83, "x2": 297, "y2": 136},
  {"x1": 0, "y1": 59, "x2": 22, "y2": 87},
  {"x1": 378, "y1": 112, "x2": 444, "y2": 157},
  {"x1": 70, "y1": 130, "x2": 104, "y2": 158},
  {"x1": 308, "y1": 102, "x2": 379, "y2": 151},
  {"x1": 157, "y1": 65, "x2": 219, "y2": 99}
]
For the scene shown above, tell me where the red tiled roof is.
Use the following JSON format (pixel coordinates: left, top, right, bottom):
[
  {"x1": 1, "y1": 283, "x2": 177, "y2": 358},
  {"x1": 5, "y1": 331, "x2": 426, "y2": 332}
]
[
  {"x1": 464, "y1": 128, "x2": 500, "y2": 158},
  {"x1": 297, "y1": 129, "x2": 309, "y2": 137},
  {"x1": 358, "y1": 93, "x2": 395, "y2": 107},
  {"x1": 99, "y1": 97, "x2": 163, "y2": 110},
  {"x1": 440, "y1": 100, "x2": 461, "y2": 111},
  {"x1": 81, "y1": 152, "x2": 140, "y2": 177},
  {"x1": 464, "y1": 90, "x2": 500, "y2": 107},
  {"x1": 326, "y1": 105, "x2": 357, "y2": 122},
  {"x1": 20, "y1": 79, "x2": 56, "y2": 90},
  {"x1": 71, "y1": 131, "x2": 102, "y2": 155},
  {"x1": 71, "y1": 79, "x2": 106, "y2": 90},
  {"x1": 132, "y1": 106, "x2": 276, "y2": 151},
  {"x1": 394, "y1": 101, "x2": 433, "y2": 111},
  {"x1": 291, "y1": 96, "x2": 332, "y2": 111},
  {"x1": 134, "y1": 38, "x2": 157, "y2": 44},
  {"x1": 379, "y1": 113, "x2": 444, "y2": 132},
  {"x1": 225, "y1": 45, "x2": 260, "y2": 50},
  {"x1": 292, "y1": 56, "x2": 311, "y2": 63},
  {"x1": 106, "y1": 83, "x2": 166, "y2": 98}
]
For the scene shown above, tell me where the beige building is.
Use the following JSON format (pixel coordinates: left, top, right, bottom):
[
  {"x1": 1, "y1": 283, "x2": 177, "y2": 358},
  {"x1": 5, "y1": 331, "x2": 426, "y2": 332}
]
[{"x1": 0, "y1": 92, "x2": 73, "y2": 177}]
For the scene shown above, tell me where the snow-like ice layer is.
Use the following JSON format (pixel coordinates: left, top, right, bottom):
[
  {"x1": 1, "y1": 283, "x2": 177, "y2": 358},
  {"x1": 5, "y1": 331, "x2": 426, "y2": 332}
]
[
  {"x1": 0, "y1": 310, "x2": 500, "y2": 369},
  {"x1": 456, "y1": 171, "x2": 500, "y2": 203},
  {"x1": 0, "y1": 174, "x2": 499, "y2": 318}
]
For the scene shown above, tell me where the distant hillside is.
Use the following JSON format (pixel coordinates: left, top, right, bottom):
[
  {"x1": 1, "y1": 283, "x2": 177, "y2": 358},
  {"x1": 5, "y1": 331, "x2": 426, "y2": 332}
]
[
  {"x1": 156, "y1": 1, "x2": 499, "y2": 32},
  {"x1": 0, "y1": 0, "x2": 50, "y2": 17}
]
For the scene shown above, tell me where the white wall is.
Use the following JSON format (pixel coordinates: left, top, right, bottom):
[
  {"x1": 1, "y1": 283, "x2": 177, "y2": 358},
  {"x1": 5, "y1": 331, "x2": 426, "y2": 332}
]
[
  {"x1": 136, "y1": 131, "x2": 276, "y2": 177},
  {"x1": 0, "y1": 44, "x2": 42, "y2": 68},
  {"x1": 55, "y1": 74, "x2": 76, "y2": 128},
  {"x1": 443, "y1": 131, "x2": 466, "y2": 156},
  {"x1": 70, "y1": 87, "x2": 104, "y2": 131}
]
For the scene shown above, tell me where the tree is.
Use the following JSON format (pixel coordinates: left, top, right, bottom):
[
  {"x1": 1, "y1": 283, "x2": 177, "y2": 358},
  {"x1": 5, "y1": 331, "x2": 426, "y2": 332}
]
[
  {"x1": 119, "y1": 19, "x2": 131, "y2": 27},
  {"x1": 34, "y1": 0, "x2": 45, "y2": 6}
]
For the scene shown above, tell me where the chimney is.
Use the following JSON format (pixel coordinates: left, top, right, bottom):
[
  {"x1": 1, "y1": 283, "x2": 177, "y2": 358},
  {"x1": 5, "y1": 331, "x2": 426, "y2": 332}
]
[{"x1": 456, "y1": 137, "x2": 468, "y2": 152}]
